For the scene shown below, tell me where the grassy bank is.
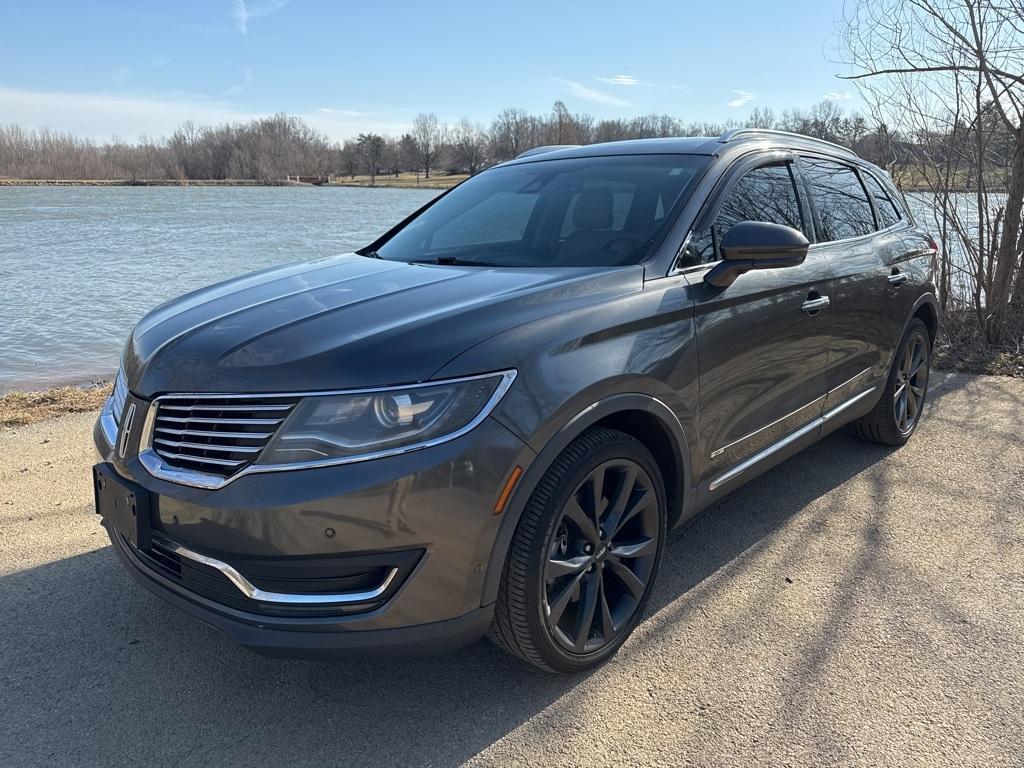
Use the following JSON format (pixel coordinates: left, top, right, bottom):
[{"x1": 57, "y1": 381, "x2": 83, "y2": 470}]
[
  {"x1": 330, "y1": 172, "x2": 467, "y2": 189},
  {"x1": 933, "y1": 310, "x2": 1024, "y2": 378},
  {"x1": 0, "y1": 383, "x2": 111, "y2": 428}
]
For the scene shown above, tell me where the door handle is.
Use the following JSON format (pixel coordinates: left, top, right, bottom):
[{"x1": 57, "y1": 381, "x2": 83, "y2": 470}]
[
  {"x1": 888, "y1": 271, "x2": 909, "y2": 286},
  {"x1": 801, "y1": 295, "x2": 830, "y2": 314}
]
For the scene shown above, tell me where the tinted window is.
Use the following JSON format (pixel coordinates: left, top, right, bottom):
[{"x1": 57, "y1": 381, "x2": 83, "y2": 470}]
[
  {"x1": 433, "y1": 192, "x2": 537, "y2": 248},
  {"x1": 801, "y1": 158, "x2": 876, "y2": 241},
  {"x1": 559, "y1": 178, "x2": 636, "y2": 237},
  {"x1": 376, "y1": 154, "x2": 709, "y2": 268},
  {"x1": 684, "y1": 163, "x2": 804, "y2": 265},
  {"x1": 862, "y1": 172, "x2": 902, "y2": 229}
]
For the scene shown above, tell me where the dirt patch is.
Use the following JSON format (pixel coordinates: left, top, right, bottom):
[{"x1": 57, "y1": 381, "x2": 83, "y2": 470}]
[{"x1": 0, "y1": 384, "x2": 111, "y2": 428}]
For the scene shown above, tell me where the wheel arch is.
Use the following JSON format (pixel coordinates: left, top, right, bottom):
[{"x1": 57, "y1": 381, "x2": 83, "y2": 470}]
[
  {"x1": 881, "y1": 292, "x2": 940, "y2": 378},
  {"x1": 481, "y1": 393, "x2": 692, "y2": 607},
  {"x1": 911, "y1": 294, "x2": 939, "y2": 347}
]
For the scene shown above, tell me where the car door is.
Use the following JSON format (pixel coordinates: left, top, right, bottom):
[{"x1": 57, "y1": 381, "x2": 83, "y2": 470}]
[
  {"x1": 797, "y1": 156, "x2": 910, "y2": 407},
  {"x1": 679, "y1": 154, "x2": 834, "y2": 489}
]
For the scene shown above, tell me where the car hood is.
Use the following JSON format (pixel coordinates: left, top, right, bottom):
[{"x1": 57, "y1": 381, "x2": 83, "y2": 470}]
[{"x1": 123, "y1": 254, "x2": 644, "y2": 397}]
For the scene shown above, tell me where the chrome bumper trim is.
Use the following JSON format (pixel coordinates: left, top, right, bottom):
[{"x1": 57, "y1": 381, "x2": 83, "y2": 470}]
[{"x1": 166, "y1": 542, "x2": 399, "y2": 606}]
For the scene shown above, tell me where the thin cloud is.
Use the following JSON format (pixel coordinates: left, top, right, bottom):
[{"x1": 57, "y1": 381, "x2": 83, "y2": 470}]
[
  {"x1": 319, "y1": 107, "x2": 375, "y2": 117},
  {"x1": 110, "y1": 66, "x2": 133, "y2": 86},
  {"x1": 552, "y1": 77, "x2": 631, "y2": 107},
  {"x1": 597, "y1": 74, "x2": 641, "y2": 86},
  {"x1": 220, "y1": 69, "x2": 254, "y2": 98},
  {"x1": 231, "y1": 0, "x2": 289, "y2": 35},
  {"x1": 726, "y1": 89, "x2": 756, "y2": 108},
  {"x1": 824, "y1": 91, "x2": 853, "y2": 101},
  {"x1": 0, "y1": 85, "x2": 407, "y2": 143},
  {"x1": 0, "y1": 85, "x2": 260, "y2": 141},
  {"x1": 305, "y1": 109, "x2": 411, "y2": 138},
  {"x1": 597, "y1": 74, "x2": 680, "y2": 89}
]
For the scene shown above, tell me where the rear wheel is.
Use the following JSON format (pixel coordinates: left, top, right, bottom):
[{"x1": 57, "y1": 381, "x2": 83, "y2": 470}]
[
  {"x1": 489, "y1": 427, "x2": 667, "y2": 673},
  {"x1": 849, "y1": 318, "x2": 931, "y2": 446}
]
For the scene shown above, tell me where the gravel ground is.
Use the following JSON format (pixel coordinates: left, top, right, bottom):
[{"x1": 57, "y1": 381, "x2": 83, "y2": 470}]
[{"x1": 1, "y1": 372, "x2": 1022, "y2": 767}]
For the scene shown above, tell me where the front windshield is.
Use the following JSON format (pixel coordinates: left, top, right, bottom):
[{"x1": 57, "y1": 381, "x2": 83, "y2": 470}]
[{"x1": 374, "y1": 154, "x2": 710, "y2": 268}]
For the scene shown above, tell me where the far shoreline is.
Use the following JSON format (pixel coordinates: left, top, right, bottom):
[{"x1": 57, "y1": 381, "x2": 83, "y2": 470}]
[
  {"x1": 0, "y1": 175, "x2": 997, "y2": 193},
  {"x1": 0, "y1": 175, "x2": 465, "y2": 190}
]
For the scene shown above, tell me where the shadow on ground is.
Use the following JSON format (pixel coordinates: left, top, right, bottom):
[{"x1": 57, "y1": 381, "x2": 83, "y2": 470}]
[{"x1": 0, "y1": 373, "x2": 1004, "y2": 766}]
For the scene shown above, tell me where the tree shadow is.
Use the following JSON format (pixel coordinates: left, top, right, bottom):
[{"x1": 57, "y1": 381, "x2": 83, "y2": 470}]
[{"x1": 0, "y1": 419, "x2": 922, "y2": 767}]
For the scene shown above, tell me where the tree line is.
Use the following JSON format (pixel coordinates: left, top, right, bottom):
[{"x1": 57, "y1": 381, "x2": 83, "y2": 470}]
[{"x1": 1, "y1": 100, "x2": 887, "y2": 183}]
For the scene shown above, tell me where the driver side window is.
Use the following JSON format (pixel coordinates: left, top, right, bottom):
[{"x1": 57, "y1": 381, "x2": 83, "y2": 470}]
[{"x1": 683, "y1": 162, "x2": 805, "y2": 265}]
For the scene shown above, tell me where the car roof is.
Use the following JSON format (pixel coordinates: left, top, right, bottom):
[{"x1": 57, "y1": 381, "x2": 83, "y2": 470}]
[{"x1": 500, "y1": 130, "x2": 863, "y2": 167}]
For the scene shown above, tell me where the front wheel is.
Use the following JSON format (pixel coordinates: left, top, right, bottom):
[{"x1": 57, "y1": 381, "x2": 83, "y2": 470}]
[
  {"x1": 488, "y1": 427, "x2": 667, "y2": 673},
  {"x1": 850, "y1": 317, "x2": 931, "y2": 446}
]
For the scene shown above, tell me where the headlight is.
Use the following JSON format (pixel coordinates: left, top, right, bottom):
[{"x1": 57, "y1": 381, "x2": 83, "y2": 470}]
[{"x1": 259, "y1": 370, "x2": 517, "y2": 466}]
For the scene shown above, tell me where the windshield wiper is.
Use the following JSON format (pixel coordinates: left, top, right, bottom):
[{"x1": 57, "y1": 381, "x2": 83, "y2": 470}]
[
  {"x1": 360, "y1": 250, "x2": 382, "y2": 259},
  {"x1": 409, "y1": 255, "x2": 500, "y2": 267}
]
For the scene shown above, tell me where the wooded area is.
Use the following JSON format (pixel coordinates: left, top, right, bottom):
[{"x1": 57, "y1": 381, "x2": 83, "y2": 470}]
[
  {"x1": 843, "y1": 0, "x2": 1023, "y2": 353},
  {"x1": 0, "y1": 0, "x2": 1019, "y2": 365},
  {"x1": 0, "y1": 101, "x2": 901, "y2": 184}
]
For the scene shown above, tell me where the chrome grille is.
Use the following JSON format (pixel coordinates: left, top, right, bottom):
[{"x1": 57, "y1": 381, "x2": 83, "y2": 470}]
[
  {"x1": 110, "y1": 370, "x2": 129, "y2": 427},
  {"x1": 150, "y1": 395, "x2": 298, "y2": 478}
]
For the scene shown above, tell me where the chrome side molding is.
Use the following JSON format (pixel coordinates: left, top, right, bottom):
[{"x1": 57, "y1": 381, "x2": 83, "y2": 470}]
[
  {"x1": 167, "y1": 542, "x2": 398, "y2": 606},
  {"x1": 708, "y1": 386, "x2": 877, "y2": 492}
]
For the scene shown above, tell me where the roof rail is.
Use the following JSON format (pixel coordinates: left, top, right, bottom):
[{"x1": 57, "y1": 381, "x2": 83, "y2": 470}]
[
  {"x1": 718, "y1": 128, "x2": 855, "y2": 156},
  {"x1": 515, "y1": 144, "x2": 581, "y2": 159}
]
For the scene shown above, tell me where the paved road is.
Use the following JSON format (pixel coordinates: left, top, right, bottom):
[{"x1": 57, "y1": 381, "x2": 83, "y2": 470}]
[{"x1": 1, "y1": 373, "x2": 1022, "y2": 767}]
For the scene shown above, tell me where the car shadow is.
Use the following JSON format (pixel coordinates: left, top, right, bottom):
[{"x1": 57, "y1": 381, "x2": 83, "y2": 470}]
[{"x1": 3, "y1": 395, "x2": 960, "y2": 768}]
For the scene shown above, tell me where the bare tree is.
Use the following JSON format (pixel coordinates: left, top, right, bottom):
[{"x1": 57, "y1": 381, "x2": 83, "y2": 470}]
[
  {"x1": 490, "y1": 108, "x2": 531, "y2": 160},
  {"x1": 412, "y1": 113, "x2": 443, "y2": 178},
  {"x1": 842, "y1": 0, "x2": 1024, "y2": 343},
  {"x1": 451, "y1": 119, "x2": 487, "y2": 174},
  {"x1": 746, "y1": 107, "x2": 777, "y2": 129}
]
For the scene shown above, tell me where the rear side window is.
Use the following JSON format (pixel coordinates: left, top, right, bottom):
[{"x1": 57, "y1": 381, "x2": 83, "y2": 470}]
[
  {"x1": 800, "y1": 158, "x2": 876, "y2": 241},
  {"x1": 684, "y1": 163, "x2": 804, "y2": 264},
  {"x1": 862, "y1": 172, "x2": 902, "y2": 229}
]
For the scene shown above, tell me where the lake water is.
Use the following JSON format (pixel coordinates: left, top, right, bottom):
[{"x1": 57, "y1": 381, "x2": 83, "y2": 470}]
[
  {"x1": 0, "y1": 186, "x2": 440, "y2": 392},
  {"x1": 0, "y1": 186, "x2": 973, "y2": 393}
]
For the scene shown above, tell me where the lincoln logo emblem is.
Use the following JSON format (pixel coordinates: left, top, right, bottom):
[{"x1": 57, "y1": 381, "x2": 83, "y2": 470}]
[{"x1": 118, "y1": 403, "x2": 136, "y2": 459}]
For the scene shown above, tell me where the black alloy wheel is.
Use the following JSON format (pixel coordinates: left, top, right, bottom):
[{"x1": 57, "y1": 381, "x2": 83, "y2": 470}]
[
  {"x1": 544, "y1": 459, "x2": 660, "y2": 654},
  {"x1": 489, "y1": 427, "x2": 667, "y2": 673}
]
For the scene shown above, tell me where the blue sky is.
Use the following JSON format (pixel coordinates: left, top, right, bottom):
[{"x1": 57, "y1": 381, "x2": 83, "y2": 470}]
[{"x1": 0, "y1": 0, "x2": 860, "y2": 141}]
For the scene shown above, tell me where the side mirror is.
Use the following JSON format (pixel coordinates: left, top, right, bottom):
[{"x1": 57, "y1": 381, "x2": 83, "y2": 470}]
[{"x1": 704, "y1": 221, "x2": 810, "y2": 288}]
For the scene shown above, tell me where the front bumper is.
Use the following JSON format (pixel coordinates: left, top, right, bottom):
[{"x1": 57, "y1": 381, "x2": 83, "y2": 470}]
[
  {"x1": 106, "y1": 523, "x2": 494, "y2": 659},
  {"x1": 94, "y1": 403, "x2": 532, "y2": 657}
]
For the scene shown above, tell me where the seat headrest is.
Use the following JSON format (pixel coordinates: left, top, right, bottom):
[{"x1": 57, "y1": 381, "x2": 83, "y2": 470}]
[{"x1": 572, "y1": 187, "x2": 613, "y2": 230}]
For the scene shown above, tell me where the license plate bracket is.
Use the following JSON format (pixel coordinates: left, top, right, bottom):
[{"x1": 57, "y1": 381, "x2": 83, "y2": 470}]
[{"x1": 93, "y1": 463, "x2": 153, "y2": 550}]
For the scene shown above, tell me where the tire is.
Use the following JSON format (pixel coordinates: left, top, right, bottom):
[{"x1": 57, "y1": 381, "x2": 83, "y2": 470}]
[
  {"x1": 488, "y1": 427, "x2": 667, "y2": 673},
  {"x1": 849, "y1": 318, "x2": 931, "y2": 446}
]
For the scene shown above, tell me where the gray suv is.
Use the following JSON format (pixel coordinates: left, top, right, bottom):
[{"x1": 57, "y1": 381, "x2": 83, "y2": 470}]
[{"x1": 93, "y1": 130, "x2": 938, "y2": 673}]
